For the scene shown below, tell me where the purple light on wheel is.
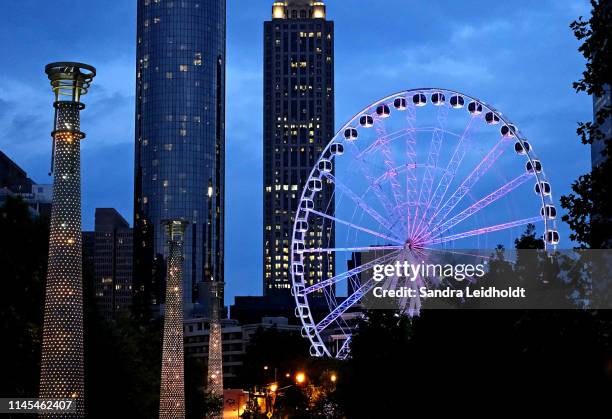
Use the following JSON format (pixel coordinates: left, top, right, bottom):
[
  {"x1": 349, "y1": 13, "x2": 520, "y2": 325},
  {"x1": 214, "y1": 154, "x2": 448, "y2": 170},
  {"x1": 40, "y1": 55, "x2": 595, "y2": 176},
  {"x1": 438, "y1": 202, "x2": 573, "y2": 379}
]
[{"x1": 290, "y1": 88, "x2": 557, "y2": 359}]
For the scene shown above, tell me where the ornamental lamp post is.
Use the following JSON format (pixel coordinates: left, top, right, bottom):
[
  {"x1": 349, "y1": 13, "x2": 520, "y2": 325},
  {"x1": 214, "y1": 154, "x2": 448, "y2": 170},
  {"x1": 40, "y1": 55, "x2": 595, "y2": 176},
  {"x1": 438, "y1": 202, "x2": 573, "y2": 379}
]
[{"x1": 39, "y1": 62, "x2": 96, "y2": 419}]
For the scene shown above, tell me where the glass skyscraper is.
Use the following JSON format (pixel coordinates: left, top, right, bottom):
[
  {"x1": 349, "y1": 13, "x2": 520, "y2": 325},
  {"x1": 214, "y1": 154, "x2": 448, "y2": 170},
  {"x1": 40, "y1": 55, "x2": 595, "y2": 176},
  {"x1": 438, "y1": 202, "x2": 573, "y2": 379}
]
[
  {"x1": 263, "y1": 0, "x2": 335, "y2": 296},
  {"x1": 134, "y1": 0, "x2": 226, "y2": 316}
]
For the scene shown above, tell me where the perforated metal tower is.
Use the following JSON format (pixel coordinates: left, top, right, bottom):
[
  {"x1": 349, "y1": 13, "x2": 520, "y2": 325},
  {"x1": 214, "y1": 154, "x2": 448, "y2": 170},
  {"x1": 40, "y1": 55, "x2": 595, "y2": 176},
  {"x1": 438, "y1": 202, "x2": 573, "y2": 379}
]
[
  {"x1": 207, "y1": 280, "x2": 224, "y2": 418},
  {"x1": 159, "y1": 220, "x2": 188, "y2": 418},
  {"x1": 39, "y1": 62, "x2": 96, "y2": 418}
]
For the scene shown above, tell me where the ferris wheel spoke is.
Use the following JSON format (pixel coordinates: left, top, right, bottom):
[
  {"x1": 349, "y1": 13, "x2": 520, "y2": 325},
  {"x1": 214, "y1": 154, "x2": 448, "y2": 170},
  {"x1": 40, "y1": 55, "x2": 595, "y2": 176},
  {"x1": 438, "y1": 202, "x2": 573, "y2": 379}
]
[
  {"x1": 373, "y1": 115, "x2": 407, "y2": 233},
  {"x1": 336, "y1": 336, "x2": 352, "y2": 360},
  {"x1": 410, "y1": 104, "x2": 448, "y2": 239},
  {"x1": 303, "y1": 245, "x2": 404, "y2": 253},
  {"x1": 316, "y1": 279, "x2": 375, "y2": 333},
  {"x1": 415, "y1": 136, "x2": 510, "y2": 240},
  {"x1": 417, "y1": 172, "x2": 532, "y2": 244},
  {"x1": 322, "y1": 172, "x2": 404, "y2": 241},
  {"x1": 303, "y1": 249, "x2": 401, "y2": 294},
  {"x1": 422, "y1": 216, "x2": 543, "y2": 246},
  {"x1": 347, "y1": 142, "x2": 408, "y2": 236},
  {"x1": 356, "y1": 128, "x2": 412, "y2": 159},
  {"x1": 308, "y1": 209, "x2": 405, "y2": 246},
  {"x1": 411, "y1": 115, "x2": 480, "y2": 241},
  {"x1": 420, "y1": 247, "x2": 496, "y2": 261},
  {"x1": 403, "y1": 106, "x2": 419, "y2": 240}
]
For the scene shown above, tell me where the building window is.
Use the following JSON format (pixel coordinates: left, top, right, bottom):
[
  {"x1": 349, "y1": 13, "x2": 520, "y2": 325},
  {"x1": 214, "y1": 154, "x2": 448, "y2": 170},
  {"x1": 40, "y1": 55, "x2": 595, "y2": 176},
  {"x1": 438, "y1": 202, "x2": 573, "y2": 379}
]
[
  {"x1": 180, "y1": 64, "x2": 188, "y2": 72},
  {"x1": 179, "y1": 129, "x2": 187, "y2": 136},
  {"x1": 194, "y1": 53, "x2": 202, "y2": 66},
  {"x1": 166, "y1": 72, "x2": 173, "y2": 79}
]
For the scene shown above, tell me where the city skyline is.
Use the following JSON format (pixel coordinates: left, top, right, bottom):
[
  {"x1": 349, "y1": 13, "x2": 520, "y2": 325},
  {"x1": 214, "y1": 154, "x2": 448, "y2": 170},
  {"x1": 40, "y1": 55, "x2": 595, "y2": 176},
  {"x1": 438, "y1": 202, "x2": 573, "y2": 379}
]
[{"x1": 0, "y1": 0, "x2": 594, "y2": 305}]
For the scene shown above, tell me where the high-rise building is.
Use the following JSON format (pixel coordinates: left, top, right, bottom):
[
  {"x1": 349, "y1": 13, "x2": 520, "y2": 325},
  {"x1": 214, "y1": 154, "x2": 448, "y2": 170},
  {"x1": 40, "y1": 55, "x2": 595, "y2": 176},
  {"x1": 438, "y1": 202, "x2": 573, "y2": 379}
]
[
  {"x1": 134, "y1": 0, "x2": 226, "y2": 317},
  {"x1": 263, "y1": 0, "x2": 335, "y2": 296},
  {"x1": 84, "y1": 208, "x2": 133, "y2": 322}
]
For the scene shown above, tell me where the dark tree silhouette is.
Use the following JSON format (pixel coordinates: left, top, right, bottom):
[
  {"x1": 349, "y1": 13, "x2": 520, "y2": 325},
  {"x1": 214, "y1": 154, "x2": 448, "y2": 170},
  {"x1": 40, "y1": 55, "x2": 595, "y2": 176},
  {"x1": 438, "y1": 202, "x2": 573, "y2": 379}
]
[
  {"x1": 0, "y1": 197, "x2": 48, "y2": 397},
  {"x1": 561, "y1": 0, "x2": 612, "y2": 248}
]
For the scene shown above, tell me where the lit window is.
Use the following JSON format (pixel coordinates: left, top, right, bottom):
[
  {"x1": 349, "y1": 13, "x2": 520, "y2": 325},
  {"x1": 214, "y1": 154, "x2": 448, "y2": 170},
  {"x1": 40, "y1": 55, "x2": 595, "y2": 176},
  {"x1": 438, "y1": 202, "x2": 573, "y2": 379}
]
[
  {"x1": 179, "y1": 129, "x2": 187, "y2": 136},
  {"x1": 153, "y1": 17, "x2": 161, "y2": 24},
  {"x1": 194, "y1": 53, "x2": 202, "y2": 66},
  {"x1": 164, "y1": 144, "x2": 173, "y2": 151},
  {"x1": 179, "y1": 64, "x2": 188, "y2": 72},
  {"x1": 166, "y1": 72, "x2": 173, "y2": 79}
]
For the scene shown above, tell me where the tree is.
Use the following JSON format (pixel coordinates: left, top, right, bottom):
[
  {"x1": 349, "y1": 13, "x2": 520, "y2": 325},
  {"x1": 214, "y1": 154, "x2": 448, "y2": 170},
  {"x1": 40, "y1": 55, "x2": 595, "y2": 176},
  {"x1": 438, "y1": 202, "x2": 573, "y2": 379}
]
[
  {"x1": 238, "y1": 326, "x2": 310, "y2": 389},
  {"x1": 0, "y1": 197, "x2": 48, "y2": 397},
  {"x1": 334, "y1": 310, "x2": 412, "y2": 418},
  {"x1": 560, "y1": 0, "x2": 612, "y2": 248}
]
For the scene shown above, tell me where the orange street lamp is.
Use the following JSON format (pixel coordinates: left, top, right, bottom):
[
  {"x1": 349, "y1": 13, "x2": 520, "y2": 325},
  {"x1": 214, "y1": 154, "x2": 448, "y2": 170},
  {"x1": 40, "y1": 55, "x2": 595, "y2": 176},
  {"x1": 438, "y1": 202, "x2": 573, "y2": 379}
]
[
  {"x1": 270, "y1": 383, "x2": 278, "y2": 393},
  {"x1": 330, "y1": 373, "x2": 337, "y2": 383},
  {"x1": 295, "y1": 372, "x2": 306, "y2": 384}
]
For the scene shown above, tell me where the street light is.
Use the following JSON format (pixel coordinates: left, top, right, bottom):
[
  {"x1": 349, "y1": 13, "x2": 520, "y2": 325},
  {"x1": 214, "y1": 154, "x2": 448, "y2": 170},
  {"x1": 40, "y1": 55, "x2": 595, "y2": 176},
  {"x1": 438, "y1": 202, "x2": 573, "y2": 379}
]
[
  {"x1": 295, "y1": 372, "x2": 306, "y2": 384},
  {"x1": 330, "y1": 373, "x2": 337, "y2": 383},
  {"x1": 269, "y1": 383, "x2": 278, "y2": 393}
]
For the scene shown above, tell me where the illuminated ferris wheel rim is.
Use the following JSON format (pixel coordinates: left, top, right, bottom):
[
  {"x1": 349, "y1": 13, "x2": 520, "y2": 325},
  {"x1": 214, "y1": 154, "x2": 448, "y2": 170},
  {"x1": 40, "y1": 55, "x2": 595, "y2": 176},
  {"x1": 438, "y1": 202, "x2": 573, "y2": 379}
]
[{"x1": 291, "y1": 87, "x2": 558, "y2": 359}]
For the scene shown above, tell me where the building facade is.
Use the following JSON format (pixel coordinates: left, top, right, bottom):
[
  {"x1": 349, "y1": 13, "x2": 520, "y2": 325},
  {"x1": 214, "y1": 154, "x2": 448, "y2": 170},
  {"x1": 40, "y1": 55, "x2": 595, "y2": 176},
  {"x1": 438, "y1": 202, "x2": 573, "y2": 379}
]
[
  {"x1": 87, "y1": 208, "x2": 134, "y2": 321},
  {"x1": 134, "y1": 0, "x2": 226, "y2": 316},
  {"x1": 263, "y1": 0, "x2": 335, "y2": 296},
  {"x1": 0, "y1": 151, "x2": 52, "y2": 218},
  {"x1": 184, "y1": 316, "x2": 300, "y2": 388}
]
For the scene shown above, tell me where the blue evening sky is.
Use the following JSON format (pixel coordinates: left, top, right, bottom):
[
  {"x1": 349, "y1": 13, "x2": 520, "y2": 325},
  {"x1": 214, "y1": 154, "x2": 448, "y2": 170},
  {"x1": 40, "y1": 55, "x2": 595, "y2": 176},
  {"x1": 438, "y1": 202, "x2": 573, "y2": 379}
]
[{"x1": 0, "y1": 1, "x2": 593, "y2": 305}]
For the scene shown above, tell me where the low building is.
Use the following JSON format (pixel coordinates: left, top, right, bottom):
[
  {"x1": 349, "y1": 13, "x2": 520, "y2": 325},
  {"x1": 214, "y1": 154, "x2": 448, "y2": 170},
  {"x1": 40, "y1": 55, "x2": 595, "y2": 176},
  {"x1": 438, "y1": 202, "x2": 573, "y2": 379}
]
[
  {"x1": 0, "y1": 151, "x2": 52, "y2": 217},
  {"x1": 183, "y1": 316, "x2": 300, "y2": 388},
  {"x1": 230, "y1": 295, "x2": 331, "y2": 326}
]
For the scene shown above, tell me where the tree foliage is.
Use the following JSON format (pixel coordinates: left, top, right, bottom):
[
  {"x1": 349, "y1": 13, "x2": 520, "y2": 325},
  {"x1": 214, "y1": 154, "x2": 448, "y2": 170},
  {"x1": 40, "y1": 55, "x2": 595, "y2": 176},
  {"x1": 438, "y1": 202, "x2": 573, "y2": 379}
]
[
  {"x1": 561, "y1": 0, "x2": 612, "y2": 248},
  {"x1": 0, "y1": 197, "x2": 48, "y2": 397}
]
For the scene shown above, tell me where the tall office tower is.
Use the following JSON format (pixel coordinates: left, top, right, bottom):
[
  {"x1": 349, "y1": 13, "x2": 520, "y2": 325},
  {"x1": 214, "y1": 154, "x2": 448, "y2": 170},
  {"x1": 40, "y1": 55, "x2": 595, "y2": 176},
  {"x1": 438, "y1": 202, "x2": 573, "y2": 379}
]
[
  {"x1": 134, "y1": 0, "x2": 226, "y2": 317},
  {"x1": 40, "y1": 62, "x2": 96, "y2": 418},
  {"x1": 263, "y1": 0, "x2": 335, "y2": 296},
  {"x1": 159, "y1": 221, "x2": 187, "y2": 418},
  {"x1": 92, "y1": 208, "x2": 133, "y2": 321}
]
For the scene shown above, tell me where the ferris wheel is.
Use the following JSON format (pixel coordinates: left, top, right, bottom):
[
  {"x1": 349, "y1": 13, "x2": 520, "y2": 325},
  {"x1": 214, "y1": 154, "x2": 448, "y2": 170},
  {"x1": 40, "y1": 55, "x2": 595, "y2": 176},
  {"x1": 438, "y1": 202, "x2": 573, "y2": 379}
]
[{"x1": 290, "y1": 88, "x2": 559, "y2": 359}]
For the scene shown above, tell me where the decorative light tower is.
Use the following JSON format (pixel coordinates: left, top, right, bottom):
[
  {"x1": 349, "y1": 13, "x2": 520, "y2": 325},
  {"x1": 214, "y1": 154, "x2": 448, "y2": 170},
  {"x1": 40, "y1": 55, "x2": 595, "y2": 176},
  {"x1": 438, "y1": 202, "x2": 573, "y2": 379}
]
[
  {"x1": 207, "y1": 280, "x2": 224, "y2": 414},
  {"x1": 39, "y1": 62, "x2": 96, "y2": 417},
  {"x1": 159, "y1": 220, "x2": 188, "y2": 419}
]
